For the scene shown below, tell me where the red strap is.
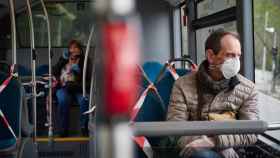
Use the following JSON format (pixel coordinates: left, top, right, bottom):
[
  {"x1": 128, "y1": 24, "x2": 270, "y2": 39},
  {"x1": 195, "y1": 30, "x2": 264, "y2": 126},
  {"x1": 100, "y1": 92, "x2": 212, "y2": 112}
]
[
  {"x1": 0, "y1": 65, "x2": 15, "y2": 94},
  {"x1": 0, "y1": 65, "x2": 17, "y2": 139},
  {"x1": 131, "y1": 84, "x2": 154, "y2": 157},
  {"x1": 0, "y1": 109, "x2": 17, "y2": 139},
  {"x1": 133, "y1": 136, "x2": 153, "y2": 158},
  {"x1": 167, "y1": 63, "x2": 179, "y2": 80},
  {"x1": 130, "y1": 84, "x2": 154, "y2": 121}
]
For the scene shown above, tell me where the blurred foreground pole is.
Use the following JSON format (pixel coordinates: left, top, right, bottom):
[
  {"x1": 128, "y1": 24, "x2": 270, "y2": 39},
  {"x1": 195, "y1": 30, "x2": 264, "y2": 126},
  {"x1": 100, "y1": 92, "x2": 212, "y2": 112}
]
[{"x1": 94, "y1": 0, "x2": 140, "y2": 158}]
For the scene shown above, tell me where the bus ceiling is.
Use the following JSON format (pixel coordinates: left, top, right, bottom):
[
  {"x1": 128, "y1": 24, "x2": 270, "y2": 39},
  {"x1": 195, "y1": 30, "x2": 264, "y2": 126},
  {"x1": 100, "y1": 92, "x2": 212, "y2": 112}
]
[{"x1": 0, "y1": 0, "x2": 186, "y2": 18}]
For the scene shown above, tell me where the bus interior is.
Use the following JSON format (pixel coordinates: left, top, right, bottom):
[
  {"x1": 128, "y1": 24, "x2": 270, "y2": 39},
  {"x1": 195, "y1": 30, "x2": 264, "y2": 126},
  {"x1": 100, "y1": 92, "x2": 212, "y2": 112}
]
[{"x1": 0, "y1": 0, "x2": 279, "y2": 158}]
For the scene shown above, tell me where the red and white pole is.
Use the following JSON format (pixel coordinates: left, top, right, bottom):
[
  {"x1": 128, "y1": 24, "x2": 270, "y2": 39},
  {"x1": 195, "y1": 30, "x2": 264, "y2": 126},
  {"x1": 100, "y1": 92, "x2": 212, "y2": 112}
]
[{"x1": 94, "y1": 0, "x2": 140, "y2": 158}]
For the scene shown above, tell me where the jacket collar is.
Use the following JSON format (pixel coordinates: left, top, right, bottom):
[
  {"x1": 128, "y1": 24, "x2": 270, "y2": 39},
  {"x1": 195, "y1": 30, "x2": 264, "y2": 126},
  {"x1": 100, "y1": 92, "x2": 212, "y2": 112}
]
[{"x1": 197, "y1": 60, "x2": 240, "y2": 94}]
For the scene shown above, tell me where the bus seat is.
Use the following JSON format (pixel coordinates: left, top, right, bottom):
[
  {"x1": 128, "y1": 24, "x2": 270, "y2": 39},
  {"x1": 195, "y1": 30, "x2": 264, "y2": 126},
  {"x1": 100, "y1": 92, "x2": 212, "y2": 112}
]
[
  {"x1": 155, "y1": 69, "x2": 191, "y2": 112},
  {"x1": 135, "y1": 90, "x2": 164, "y2": 122},
  {"x1": 135, "y1": 68, "x2": 191, "y2": 122},
  {"x1": 134, "y1": 68, "x2": 191, "y2": 156},
  {"x1": 0, "y1": 63, "x2": 33, "y2": 137},
  {"x1": 142, "y1": 61, "x2": 165, "y2": 83},
  {"x1": 17, "y1": 65, "x2": 31, "y2": 76},
  {"x1": 0, "y1": 72, "x2": 21, "y2": 152},
  {"x1": 36, "y1": 64, "x2": 49, "y2": 76}
]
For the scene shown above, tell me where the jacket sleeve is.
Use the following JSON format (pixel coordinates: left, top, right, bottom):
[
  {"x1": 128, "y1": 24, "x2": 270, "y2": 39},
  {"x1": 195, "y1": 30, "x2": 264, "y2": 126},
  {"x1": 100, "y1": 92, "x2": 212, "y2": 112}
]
[
  {"x1": 215, "y1": 87, "x2": 259, "y2": 149},
  {"x1": 66, "y1": 63, "x2": 83, "y2": 93},
  {"x1": 167, "y1": 80, "x2": 201, "y2": 148},
  {"x1": 53, "y1": 57, "x2": 68, "y2": 79}
]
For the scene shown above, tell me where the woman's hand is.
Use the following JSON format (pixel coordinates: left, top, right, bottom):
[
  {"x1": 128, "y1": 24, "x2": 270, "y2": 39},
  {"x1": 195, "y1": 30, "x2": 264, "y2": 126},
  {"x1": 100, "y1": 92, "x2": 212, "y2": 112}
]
[{"x1": 71, "y1": 64, "x2": 80, "y2": 73}]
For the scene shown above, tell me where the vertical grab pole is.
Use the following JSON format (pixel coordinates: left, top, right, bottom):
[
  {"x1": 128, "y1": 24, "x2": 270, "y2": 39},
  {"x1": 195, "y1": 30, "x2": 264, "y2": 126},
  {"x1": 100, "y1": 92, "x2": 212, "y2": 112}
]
[
  {"x1": 83, "y1": 25, "x2": 95, "y2": 97},
  {"x1": 39, "y1": 0, "x2": 53, "y2": 141},
  {"x1": 89, "y1": 61, "x2": 96, "y2": 113},
  {"x1": 8, "y1": 0, "x2": 17, "y2": 66},
  {"x1": 26, "y1": 0, "x2": 37, "y2": 145},
  {"x1": 95, "y1": 0, "x2": 140, "y2": 158}
]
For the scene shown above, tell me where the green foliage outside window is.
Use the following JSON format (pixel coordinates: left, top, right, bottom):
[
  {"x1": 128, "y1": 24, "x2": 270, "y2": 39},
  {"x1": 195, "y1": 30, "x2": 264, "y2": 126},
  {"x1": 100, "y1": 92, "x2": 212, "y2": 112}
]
[{"x1": 254, "y1": 0, "x2": 280, "y2": 70}]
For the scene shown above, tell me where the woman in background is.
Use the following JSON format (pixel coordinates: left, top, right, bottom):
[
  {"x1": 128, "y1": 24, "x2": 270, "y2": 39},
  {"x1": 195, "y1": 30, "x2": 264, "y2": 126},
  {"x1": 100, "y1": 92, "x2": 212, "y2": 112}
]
[{"x1": 53, "y1": 40, "x2": 90, "y2": 137}]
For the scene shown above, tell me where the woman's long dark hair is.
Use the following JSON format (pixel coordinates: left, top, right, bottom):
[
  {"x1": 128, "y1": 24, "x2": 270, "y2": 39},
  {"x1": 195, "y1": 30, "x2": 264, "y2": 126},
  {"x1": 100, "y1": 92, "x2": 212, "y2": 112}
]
[{"x1": 68, "y1": 39, "x2": 85, "y2": 70}]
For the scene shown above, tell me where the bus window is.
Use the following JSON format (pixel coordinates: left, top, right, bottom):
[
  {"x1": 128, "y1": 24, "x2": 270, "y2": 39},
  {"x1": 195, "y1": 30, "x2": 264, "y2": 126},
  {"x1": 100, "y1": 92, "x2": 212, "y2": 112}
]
[
  {"x1": 17, "y1": 10, "x2": 30, "y2": 48},
  {"x1": 196, "y1": 21, "x2": 237, "y2": 64},
  {"x1": 17, "y1": 2, "x2": 94, "y2": 48},
  {"x1": 197, "y1": 0, "x2": 236, "y2": 18},
  {"x1": 254, "y1": 0, "x2": 280, "y2": 141}
]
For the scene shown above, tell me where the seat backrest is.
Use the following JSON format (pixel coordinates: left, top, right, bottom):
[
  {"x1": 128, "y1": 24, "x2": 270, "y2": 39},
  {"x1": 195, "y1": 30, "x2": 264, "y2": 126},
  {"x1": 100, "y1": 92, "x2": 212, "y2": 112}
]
[
  {"x1": 134, "y1": 69, "x2": 191, "y2": 148},
  {"x1": 18, "y1": 65, "x2": 31, "y2": 76},
  {"x1": 135, "y1": 68, "x2": 191, "y2": 122},
  {"x1": 156, "y1": 69, "x2": 190, "y2": 113},
  {"x1": 0, "y1": 72, "x2": 21, "y2": 151},
  {"x1": 36, "y1": 64, "x2": 49, "y2": 76},
  {"x1": 142, "y1": 61, "x2": 164, "y2": 83}
]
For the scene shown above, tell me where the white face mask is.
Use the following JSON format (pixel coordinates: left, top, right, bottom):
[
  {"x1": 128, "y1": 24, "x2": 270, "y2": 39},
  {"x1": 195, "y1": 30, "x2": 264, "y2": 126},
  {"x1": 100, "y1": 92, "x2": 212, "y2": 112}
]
[{"x1": 221, "y1": 57, "x2": 240, "y2": 79}]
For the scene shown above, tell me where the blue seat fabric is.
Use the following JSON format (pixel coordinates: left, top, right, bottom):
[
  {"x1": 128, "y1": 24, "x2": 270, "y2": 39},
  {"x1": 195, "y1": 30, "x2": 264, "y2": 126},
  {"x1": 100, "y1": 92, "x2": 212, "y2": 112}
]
[
  {"x1": 134, "y1": 68, "x2": 190, "y2": 157},
  {"x1": 0, "y1": 72, "x2": 21, "y2": 150},
  {"x1": 142, "y1": 61, "x2": 164, "y2": 83},
  {"x1": 36, "y1": 64, "x2": 49, "y2": 76},
  {"x1": 17, "y1": 65, "x2": 31, "y2": 76}
]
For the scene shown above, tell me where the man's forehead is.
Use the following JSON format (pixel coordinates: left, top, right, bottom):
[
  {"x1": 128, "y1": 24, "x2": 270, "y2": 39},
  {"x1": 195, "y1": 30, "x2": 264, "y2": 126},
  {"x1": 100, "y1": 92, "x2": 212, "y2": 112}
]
[
  {"x1": 220, "y1": 35, "x2": 241, "y2": 55},
  {"x1": 221, "y1": 34, "x2": 240, "y2": 46}
]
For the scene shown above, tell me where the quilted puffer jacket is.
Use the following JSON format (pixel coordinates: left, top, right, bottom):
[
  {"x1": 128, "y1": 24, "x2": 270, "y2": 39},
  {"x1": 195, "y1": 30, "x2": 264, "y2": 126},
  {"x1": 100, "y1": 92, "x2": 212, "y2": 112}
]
[{"x1": 167, "y1": 61, "x2": 259, "y2": 158}]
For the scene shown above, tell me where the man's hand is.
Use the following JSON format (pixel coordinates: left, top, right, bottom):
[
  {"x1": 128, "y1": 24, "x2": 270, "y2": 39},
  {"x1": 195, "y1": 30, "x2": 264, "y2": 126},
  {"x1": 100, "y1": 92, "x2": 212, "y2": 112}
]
[{"x1": 179, "y1": 136, "x2": 215, "y2": 157}]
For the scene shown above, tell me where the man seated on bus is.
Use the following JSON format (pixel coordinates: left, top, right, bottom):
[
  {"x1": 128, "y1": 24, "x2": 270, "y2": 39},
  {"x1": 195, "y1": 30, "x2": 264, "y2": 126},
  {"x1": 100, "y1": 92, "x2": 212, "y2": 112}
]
[
  {"x1": 167, "y1": 29, "x2": 259, "y2": 158},
  {"x1": 53, "y1": 40, "x2": 90, "y2": 137}
]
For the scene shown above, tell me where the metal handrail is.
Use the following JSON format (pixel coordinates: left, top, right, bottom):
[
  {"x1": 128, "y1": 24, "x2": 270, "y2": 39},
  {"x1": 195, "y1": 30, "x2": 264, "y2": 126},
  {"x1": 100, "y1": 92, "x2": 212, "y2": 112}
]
[
  {"x1": 39, "y1": 0, "x2": 53, "y2": 142},
  {"x1": 131, "y1": 121, "x2": 279, "y2": 137},
  {"x1": 168, "y1": 57, "x2": 196, "y2": 65},
  {"x1": 267, "y1": 122, "x2": 280, "y2": 131},
  {"x1": 8, "y1": 0, "x2": 16, "y2": 66},
  {"x1": 154, "y1": 57, "x2": 196, "y2": 84},
  {"x1": 26, "y1": 0, "x2": 38, "y2": 146},
  {"x1": 83, "y1": 25, "x2": 95, "y2": 97}
]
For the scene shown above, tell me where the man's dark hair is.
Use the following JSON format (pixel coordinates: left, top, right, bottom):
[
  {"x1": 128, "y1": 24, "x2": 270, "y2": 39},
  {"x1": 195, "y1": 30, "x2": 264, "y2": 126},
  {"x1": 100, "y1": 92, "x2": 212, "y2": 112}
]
[{"x1": 205, "y1": 29, "x2": 240, "y2": 55}]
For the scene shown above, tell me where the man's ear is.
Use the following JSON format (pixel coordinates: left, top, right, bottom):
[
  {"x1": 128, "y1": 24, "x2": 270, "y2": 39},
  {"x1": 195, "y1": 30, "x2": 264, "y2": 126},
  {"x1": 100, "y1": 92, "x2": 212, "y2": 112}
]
[{"x1": 206, "y1": 49, "x2": 215, "y2": 63}]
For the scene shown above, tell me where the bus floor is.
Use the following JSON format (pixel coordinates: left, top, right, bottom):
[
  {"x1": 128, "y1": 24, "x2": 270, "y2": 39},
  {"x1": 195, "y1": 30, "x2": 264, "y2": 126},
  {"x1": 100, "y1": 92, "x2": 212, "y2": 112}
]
[
  {"x1": 36, "y1": 102, "x2": 85, "y2": 137},
  {"x1": 3, "y1": 137, "x2": 91, "y2": 158}
]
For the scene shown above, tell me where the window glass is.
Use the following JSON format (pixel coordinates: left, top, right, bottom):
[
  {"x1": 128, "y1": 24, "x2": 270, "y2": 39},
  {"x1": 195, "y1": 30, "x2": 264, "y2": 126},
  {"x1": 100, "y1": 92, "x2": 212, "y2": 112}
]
[
  {"x1": 195, "y1": 21, "x2": 236, "y2": 64},
  {"x1": 17, "y1": 2, "x2": 94, "y2": 47},
  {"x1": 254, "y1": 0, "x2": 280, "y2": 140},
  {"x1": 197, "y1": 0, "x2": 236, "y2": 18}
]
